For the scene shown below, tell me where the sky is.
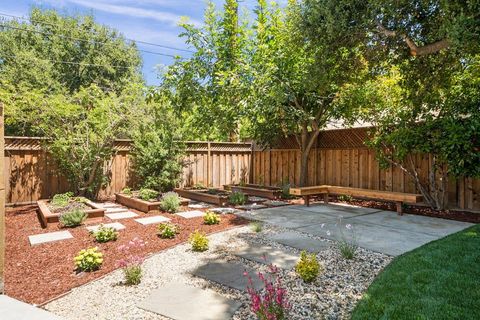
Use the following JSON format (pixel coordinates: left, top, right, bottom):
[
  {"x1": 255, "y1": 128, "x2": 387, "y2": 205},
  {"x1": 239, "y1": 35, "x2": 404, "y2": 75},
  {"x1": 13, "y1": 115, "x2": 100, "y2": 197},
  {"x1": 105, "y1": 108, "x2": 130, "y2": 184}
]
[{"x1": 0, "y1": 0, "x2": 267, "y2": 85}]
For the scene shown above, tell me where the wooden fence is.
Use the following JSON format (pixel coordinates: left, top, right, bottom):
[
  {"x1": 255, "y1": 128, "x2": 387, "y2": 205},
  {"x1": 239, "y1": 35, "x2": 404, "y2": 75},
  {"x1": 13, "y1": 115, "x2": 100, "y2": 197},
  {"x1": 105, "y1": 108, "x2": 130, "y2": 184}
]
[
  {"x1": 252, "y1": 128, "x2": 480, "y2": 211},
  {"x1": 4, "y1": 137, "x2": 252, "y2": 205}
]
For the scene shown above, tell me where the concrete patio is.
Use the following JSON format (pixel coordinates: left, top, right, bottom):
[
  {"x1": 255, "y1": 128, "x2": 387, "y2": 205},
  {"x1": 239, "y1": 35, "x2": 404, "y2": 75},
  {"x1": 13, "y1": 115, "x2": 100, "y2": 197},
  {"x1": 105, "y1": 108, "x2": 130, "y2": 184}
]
[{"x1": 238, "y1": 203, "x2": 473, "y2": 256}]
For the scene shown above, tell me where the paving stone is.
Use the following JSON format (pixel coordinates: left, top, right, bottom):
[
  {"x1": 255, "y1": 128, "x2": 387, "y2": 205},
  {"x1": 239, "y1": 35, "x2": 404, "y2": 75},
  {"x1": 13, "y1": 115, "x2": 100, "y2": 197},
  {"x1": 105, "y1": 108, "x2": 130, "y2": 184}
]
[
  {"x1": 29, "y1": 231, "x2": 73, "y2": 246},
  {"x1": 271, "y1": 231, "x2": 330, "y2": 253},
  {"x1": 188, "y1": 202, "x2": 212, "y2": 209},
  {"x1": 236, "y1": 204, "x2": 268, "y2": 210},
  {"x1": 176, "y1": 210, "x2": 205, "y2": 219},
  {"x1": 86, "y1": 222, "x2": 126, "y2": 232},
  {"x1": 101, "y1": 202, "x2": 122, "y2": 208},
  {"x1": 105, "y1": 207, "x2": 128, "y2": 213},
  {"x1": 192, "y1": 260, "x2": 263, "y2": 292},
  {"x1": 264, "y1": 200, "x2": 289, "y2": 207},
  {"x1": 210, "y1": 207, "x2": 238, "y2": 214},
  {"x1": 0, "y1": 295, "x2": 64, "y2": 320},
  {"x1": 235, "y1": 245, "x2": 299, "y2": 269},
  {"x1": 137, "y1": 283, "x2": 241, "y2": 320},
  {"x1": 106, "y1": 211, "x2": 138, "y2": 220},
  {"x1": 247, "y1": 196, "x2": 268, "y2": 202},
  {"x1": 135, "y1": 215, "x2": 171, "y2": 225}
]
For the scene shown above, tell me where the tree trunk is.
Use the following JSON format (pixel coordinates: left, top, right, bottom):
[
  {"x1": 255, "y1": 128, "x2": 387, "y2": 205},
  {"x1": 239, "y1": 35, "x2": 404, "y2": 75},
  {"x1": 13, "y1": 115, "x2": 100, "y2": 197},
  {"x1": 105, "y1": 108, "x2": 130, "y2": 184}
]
[
  {"x1": 299, "y1": 152, "x2": 309, "y2": 187},
  {"x1": 297, "y1": 125, "x2": 321, "y2": 187}
]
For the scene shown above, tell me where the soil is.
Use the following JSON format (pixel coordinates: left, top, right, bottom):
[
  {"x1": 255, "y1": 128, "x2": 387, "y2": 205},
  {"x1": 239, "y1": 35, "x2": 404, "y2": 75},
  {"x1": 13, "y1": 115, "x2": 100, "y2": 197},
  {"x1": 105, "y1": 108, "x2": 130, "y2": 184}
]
[
  {"x1": 4, "y1": 205, "x2": 247, "y2": 305},
  {"x1": 48, "y1": 200, "x2": 90, "y2": 214},
  {"x1": 326, "y1": 196, "x2": 480, "y2": 223}
]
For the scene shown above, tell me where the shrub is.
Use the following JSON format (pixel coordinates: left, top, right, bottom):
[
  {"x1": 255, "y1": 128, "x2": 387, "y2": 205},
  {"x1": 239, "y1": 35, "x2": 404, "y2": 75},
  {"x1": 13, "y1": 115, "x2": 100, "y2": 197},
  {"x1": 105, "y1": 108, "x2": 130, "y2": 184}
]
[
  {"x1": 74, "y1": 247, "x2": 103, "y2": 272},
  {"x1": 60, "y1": 209, "x2": 87, "y2": 227},
  {"x1": 338, "y1": 240, "x2": 357, "y2": 259},
  {"x1": 117, "y1": 237, "x2": 146, "y2": 285},
  {"x1": 189, "y1": 230, "x2": 209, "y2": 252},
  {"x1": 92, "y1": 225, "x2": 118, "y2": 243},
  {"x1": 245, "y1": 264, "x2": 290, "y2": 320},
  {"x1": 51, "y1": 191, "x2": 73, "y2": 207},
  {"x1": 337, "y1": 220, "x2": 357, "y2": 259},
  {"x1": 203, "y1": 211, "x2": 221, "y2": 225},
  {"x1": 122, "y1": 187, "x2": 133, "y2": 196},
  {"x1": 193, "y1": 183, "x2": 206, "y2": 189},
  {"x1": 278, "y1": 177, "x2": 293, "y2": 199},
  {"x1": 338, "y1": 194, "x2": 353, "y2": 202},
  {"x1": 250, "y1": 221, "x2": 263, "y2": 233},
  {"x1": 229, "y1": 191, "x2": 246, "y2": 205},
  {"x1": 138, "y1": 188, "x2": 158, "y2": 201},
  {"x1": 295, "y1": 251, "x2": 322, "y2": 283},
  {"x1": 157, "y1": 223, "x2": 179, "y2": 239},
  {"x1": 160, "y1": 192, "x2": 181, "y2": 213}
]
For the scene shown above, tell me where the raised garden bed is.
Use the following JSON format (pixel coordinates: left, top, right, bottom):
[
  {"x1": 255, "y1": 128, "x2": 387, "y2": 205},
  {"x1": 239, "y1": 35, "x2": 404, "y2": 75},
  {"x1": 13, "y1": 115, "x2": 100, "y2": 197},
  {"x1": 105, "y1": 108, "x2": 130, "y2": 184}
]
[
  {"x1": 115, "y1": 192, "x2": 190, "y2": 213},
  {"x1": 37, "y1": 199, "x2": 105, "y2": 227},
  {"x1": 224, "y1": 184, "x2": 282, "y2": 199},
  {"x1": 174, "y1": 188, "x2": 230, "y2": 206}
]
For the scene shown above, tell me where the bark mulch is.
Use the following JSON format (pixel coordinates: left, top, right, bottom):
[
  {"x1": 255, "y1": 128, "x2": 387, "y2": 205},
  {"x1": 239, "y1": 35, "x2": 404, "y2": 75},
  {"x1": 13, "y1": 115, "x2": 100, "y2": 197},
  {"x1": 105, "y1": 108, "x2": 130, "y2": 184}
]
[{"x1": 4, "y1": 205, "x2": 247, "y2": 305}]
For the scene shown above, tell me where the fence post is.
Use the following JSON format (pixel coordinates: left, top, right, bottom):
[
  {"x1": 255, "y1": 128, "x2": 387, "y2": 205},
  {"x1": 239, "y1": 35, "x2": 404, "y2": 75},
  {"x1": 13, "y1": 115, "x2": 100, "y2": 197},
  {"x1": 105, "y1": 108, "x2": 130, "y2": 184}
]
[{"x1": 0, "y1": 103, "x2": 5, "y2": 294}]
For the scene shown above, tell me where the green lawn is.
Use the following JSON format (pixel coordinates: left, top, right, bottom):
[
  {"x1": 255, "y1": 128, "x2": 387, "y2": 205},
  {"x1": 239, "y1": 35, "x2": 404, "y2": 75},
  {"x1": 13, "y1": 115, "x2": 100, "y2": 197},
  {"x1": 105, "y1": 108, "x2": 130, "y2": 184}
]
[{"x1": 351, "y1": 224, "x2": 480, "y2": 320}]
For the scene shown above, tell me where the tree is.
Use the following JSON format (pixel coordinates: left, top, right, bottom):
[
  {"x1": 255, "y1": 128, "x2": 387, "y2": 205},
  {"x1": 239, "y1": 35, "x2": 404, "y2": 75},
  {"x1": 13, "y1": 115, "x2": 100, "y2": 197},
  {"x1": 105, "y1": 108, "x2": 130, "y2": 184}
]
[
  {"x1": 0, "y1": 7, "x2": 142, "y2": 136},
  {"x1": 155, "y1": 0, "x2": 250, "y2": 141},
  {"x1": 247, "y1": 0, "x2": 368, "y2": 186}
]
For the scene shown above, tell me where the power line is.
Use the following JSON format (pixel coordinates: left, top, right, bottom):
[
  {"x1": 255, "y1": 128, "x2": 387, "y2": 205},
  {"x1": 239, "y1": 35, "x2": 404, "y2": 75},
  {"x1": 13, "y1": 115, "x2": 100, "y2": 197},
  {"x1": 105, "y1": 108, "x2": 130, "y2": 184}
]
[
  {"x1": 0, "y1": 12, "x2": 195, "y2": 53},
  {"x1": 0, "y1": 23, "x2": 182, "y2": 59}
]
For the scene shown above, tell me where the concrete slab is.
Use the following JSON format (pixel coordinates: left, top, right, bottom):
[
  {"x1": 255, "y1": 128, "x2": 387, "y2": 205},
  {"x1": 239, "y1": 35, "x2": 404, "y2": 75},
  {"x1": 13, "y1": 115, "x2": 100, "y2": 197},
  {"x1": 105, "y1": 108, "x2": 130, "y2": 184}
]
[
  {"x1": 235, "y1": 245, "x2": 299, "y2": 269},
  {"x1": 135, "y1": 215, "x2": 171, "y2": 225},
  {"x1": 137, "y1": 283, "x2": 241, "y2": 320},
  {"x1": 86, "y1": 222, "x2": 126, "y2": 232},
  {"x1": 188, "y1": 202, "x2": 212, "y2": 209},
  {"x1": 176, "y1": 210, "x2": 205, "y2": 219},
  {"x1": 29, "y1": 231, "x2": 73, "y2": 246},
  {"x1": 106, "y1": 211, "x2": 138, "y2": 220},
  {"x1": 0, "y1": 295, "x2": 64, "y2": 320},
  {"x1": 271, "y1": 231, "x2": 330, "y2": 253},
  {"x1": 291, "y1": 203, "x2": 381, "y2": 217},
  {"x1": 101, "y1": 202, "x2": 122, "y2": 208},
  {"x1": 236, "y1": 204, "x2": 268, "y2": 210},
  {"x1": 105, "y1": 207, "x2": 128, "y2": 213},
  {"x1": 297, "y1": 221, "x2": 440, "y2": 256},
  {"x1": 349, "y1": 210, "x2": 474, "y2": 237},
  {"x1": 192, "y1": 261, "x2": 263, "y2": 291},
  {"x1": 210, "y1": 207, "x2": 238, "y2": 214},
  {"x1": 247, "y1": 196, "x2": 268, "y2": 202}
]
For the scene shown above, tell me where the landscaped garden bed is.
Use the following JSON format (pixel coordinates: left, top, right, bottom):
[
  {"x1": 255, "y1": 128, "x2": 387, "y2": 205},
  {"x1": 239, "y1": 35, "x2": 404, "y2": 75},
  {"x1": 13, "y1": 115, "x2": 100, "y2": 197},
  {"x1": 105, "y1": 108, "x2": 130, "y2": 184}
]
[
  {"x1": 224, "y1": 184, "x2": 283, "y2": 200},
  {"x1": 37, "y1": 193, "x2": 105, "y2": 227},
  {"x1": 174, "y1": 187, "x2": 230, "y2": 205},
  {"x1": 115, "y1": 190, "x2": 190, "y2": 213},
  {"x1": 4, "y1": 204, "x2": 247, "y2": 305}
]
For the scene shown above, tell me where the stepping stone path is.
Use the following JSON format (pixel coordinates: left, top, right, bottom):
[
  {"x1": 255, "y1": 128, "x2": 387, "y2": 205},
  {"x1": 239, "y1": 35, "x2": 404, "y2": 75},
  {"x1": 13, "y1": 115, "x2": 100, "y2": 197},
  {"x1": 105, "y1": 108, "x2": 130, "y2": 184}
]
[
  {"x1": 176, "y1": 210, "x2": 205, "y2": 219},
  {"x1": 135, "y1": 215, "x2": 171, "y2": 225},
  {"x1": 104, "y1": 207, "x2": 128, "y2": 214},
  {"x1": 192, "y1": 260, "x2": 263, "y2": 292},
  {"x1": 101, "y1": 202, "x2": 122, "y2": 208},
  {"x1": 29, "y1": 231, "x2": 73, "y2": 246},
  {"x1": 106, "y1": 211, "x2": 138, "y2": 220},
  {"x1": 137, "y1": 283, "x2": 241, "y2": 320},
  {"x1": 247, "y1": 196, "x2": 268, "y2": 203},
  {"x1": 235, "y1": 245, "x2": 299, "y2": 269},
  {"x1": 210, "y1": 207, "x2": 238, "y2": 214},
  {"x1": 188, "y1": 202, "x2": 212, "y2": 209},
  {"x1": 264, "y1": 200, "x2": 289, "y2": 207},
  {"x1": 236, "y1": 203, "x2": 267, "y2": 210},
  {"x1": 0, "y1": 295, "x2": 64, "y2": 320},
  {"x1": 271, "y1": 231, "x2": 330, "y2": 253},
  {"x1": 86, "y1": 222, "x2": 126, "y2": 232}
]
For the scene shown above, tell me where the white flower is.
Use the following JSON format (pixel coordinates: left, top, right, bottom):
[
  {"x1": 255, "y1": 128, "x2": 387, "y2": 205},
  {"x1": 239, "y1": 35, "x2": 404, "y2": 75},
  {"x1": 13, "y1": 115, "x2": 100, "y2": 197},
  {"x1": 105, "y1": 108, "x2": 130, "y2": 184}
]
[
  {"x1": 326, "y1": 230, "x2": 331, "y2": 236},
  {"x1": 346, "y1": 224, "x2": 353, "y2": 230},
  {"x1": 321, "y1": 223, "x2": 325, "y2": 228}
]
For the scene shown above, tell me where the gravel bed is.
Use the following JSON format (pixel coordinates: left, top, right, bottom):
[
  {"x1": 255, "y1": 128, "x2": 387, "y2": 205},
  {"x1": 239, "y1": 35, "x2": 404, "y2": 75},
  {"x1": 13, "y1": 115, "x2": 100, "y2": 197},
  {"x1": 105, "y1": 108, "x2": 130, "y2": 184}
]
[{"x1": 45, "y1": 223, "x2": 392, "y2": 320}]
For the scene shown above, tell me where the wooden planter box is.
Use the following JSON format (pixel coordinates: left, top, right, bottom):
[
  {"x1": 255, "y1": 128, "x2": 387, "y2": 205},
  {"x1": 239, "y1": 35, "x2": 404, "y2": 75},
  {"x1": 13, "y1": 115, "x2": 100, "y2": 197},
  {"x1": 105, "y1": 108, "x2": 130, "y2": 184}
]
[
  {"x1": 115, "y1": 193, "x2": 190, "y2": 213},
  {"x1": 224, "y1": 184, "x2": 282, "y2": 200},
  {"x1": 37, "y1": 199, "x2": 105, "y2": 228},
  {"x1": 174, "y1": 188, "x2": 230, "y2": 206}
]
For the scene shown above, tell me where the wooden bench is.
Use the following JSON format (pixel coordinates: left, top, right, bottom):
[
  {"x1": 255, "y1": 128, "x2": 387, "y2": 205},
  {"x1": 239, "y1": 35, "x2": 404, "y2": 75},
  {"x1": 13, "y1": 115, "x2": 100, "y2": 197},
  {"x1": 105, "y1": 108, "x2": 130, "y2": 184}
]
[{"x1": 289, "y1": 185, "x2": 422, "y2": 215}]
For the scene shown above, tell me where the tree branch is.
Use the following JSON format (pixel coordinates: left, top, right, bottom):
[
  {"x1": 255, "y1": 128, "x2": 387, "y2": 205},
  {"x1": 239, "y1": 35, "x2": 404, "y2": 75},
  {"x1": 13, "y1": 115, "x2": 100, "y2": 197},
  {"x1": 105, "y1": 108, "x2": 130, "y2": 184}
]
[{"x1": 377, "y1": 23, "x2": 450, "y2": 56}]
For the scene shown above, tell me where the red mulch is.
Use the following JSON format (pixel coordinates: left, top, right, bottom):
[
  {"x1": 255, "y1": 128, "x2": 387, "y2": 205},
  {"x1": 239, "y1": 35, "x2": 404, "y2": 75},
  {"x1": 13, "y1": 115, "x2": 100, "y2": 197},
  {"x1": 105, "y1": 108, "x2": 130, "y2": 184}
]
[
  {"x1": 4, "y1": 205, "x2": 247, "y2": 305},
  {"x1": 325, "y1": 197, "x2": 480, "y2": 223}
]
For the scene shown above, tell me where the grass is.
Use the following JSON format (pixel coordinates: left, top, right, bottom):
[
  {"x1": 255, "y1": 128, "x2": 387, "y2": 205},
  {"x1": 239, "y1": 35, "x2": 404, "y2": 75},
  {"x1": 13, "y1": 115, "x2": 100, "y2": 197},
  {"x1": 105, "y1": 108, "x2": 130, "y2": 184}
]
[{"x1": 351, "y1": 224, "x2": 480, "y2": 320}]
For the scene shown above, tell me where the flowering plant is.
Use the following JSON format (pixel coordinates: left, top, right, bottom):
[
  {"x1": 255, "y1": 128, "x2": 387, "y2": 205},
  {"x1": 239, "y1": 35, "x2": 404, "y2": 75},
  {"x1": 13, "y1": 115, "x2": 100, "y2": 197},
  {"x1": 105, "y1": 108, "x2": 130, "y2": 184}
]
[
  {"x1": 244, "y1": 264, "x2": 290, "y2": 320},
  {"x1": 337, "y1": 218, "x2": 357, "y2": 259},
  {"x1": 116, "y1": 237, "x2": 146, "y2": 285}
]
